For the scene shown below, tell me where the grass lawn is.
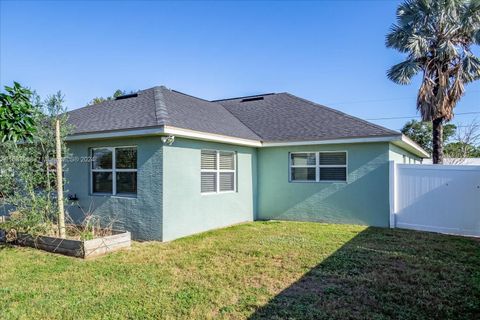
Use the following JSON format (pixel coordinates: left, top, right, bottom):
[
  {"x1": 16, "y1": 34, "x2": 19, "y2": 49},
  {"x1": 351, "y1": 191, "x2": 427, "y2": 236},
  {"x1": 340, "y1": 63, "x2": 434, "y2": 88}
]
[{"x1": 1, "y1": 221, "x2": 479, "y2": 319}]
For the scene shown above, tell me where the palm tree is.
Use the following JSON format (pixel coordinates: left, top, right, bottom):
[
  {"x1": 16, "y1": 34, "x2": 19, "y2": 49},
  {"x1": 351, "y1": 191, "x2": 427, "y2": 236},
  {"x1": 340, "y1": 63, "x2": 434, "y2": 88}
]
[{"x1": 386, "y1": 0, "x2": 480, "y2": 163}]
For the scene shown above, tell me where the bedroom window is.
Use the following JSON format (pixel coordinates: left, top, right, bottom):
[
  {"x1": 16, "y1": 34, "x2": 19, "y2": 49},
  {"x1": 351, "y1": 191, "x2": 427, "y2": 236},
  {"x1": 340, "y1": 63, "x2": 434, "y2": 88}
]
[
  {"x1": 91, "y1": 146, "x2": 137, "y2": 196},
  {"x1": 289, "y1": 152, "x2": 347, "y2": 182},
  {"x1": 201, "y1": 150, "x2": 236, "y2": 193}
]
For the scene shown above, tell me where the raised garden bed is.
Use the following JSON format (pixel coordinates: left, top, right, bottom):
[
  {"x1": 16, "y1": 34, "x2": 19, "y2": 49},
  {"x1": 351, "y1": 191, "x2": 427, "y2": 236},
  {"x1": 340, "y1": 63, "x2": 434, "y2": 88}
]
[{"x1": 0, "y1": 228, "x2": 131, "y2": 259}]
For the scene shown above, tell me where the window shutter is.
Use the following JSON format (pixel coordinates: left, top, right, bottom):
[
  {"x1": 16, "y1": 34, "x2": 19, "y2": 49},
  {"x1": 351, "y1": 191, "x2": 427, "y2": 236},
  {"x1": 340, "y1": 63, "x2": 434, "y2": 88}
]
[
  {"x1": 219, "y1": 172, "x2": 234, "y2": 191},
  {"x1": 319, "y1": 167, "x2": 347, "y2": 181},
  {"x1": 219, "y1": 152, "x2": 235, "y2": 170},
  {"x1": 201, "y1": 172, "x2": 217, "y2": 193},
  {"x1": 201, "y1": 151, "x2": 217, "y2": 170},
  {"x1": 319, "y1": 152, "x2": 346, "y2": 165}
]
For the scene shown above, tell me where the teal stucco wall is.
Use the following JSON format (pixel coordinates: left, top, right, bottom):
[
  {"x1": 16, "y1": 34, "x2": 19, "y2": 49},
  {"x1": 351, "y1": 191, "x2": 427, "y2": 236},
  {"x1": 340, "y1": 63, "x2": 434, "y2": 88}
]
[
  {"x1": 65, "y1": 135, "x2": 422, "y2": 241},
  {"x1": 65, "y1": 136, "x2": 163, "y2": 240},
  {"x1": 256, "y1": 142, "x2": 391, "y2": 227},
  {"x1": 162, "y1": 138, "x2": 257, "y2": 241}
]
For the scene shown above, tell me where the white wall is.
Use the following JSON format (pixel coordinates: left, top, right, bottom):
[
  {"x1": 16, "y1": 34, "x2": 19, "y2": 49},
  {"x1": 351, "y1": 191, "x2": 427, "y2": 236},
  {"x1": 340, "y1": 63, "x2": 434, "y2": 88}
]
[
  {"x1": 390, "y1": 163, "x2": 480, "y2": 237},
  {"x1": 423, "y1": 158, "x2": 480, "y2": 165}
]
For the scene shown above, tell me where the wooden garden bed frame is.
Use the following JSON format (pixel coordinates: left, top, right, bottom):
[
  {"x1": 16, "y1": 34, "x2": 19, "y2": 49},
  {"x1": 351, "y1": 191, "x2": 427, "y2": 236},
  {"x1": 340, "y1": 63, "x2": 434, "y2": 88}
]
[{"x1": 0, "y1": 228, "x2": 131, "y2": 259}]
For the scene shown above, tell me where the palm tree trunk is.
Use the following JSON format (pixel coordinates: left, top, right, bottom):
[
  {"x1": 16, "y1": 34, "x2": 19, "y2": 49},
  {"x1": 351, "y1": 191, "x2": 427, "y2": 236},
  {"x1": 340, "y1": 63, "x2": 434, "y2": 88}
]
[{"x1": 432, "y1": 118, "x2": 444, "y2": 164}]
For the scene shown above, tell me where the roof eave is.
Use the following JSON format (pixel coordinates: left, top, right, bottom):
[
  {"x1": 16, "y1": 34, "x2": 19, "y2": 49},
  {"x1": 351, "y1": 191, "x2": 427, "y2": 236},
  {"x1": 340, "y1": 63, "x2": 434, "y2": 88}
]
[
  {"x1": 392, "y1": 134, "x2": 430, "y2": 158},
  {"x1": 65, "y1": 127, "x2": 429, "y2": 158}
]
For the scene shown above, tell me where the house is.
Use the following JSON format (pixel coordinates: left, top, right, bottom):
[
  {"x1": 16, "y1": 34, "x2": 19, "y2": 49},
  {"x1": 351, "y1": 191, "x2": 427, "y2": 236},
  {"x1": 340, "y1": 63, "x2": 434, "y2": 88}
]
[{"x1": 65, "y1": 86, "x2": 429, "y2": 241}]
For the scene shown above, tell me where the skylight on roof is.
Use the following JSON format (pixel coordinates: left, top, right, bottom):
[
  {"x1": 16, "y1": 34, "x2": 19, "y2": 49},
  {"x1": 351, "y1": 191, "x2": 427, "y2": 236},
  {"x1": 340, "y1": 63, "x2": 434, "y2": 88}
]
[
  {"x1": 115, "y1": 93, "x2": 138, "y2": 100},
  {"x1": 240, "y1": 97, "x2": 264, "y2": 102}
]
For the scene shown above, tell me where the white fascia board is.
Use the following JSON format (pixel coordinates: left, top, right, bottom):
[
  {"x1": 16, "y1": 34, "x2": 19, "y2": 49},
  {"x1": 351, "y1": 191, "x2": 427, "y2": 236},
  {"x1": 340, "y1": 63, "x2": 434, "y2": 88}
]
[
  {"x1": 392, "y1": 135, "x2": 430, "y2": 158},
  {"x1": 65, "y1": 126, "x2": 429, "y2": 158},
  {"x1": 65, "y1": 127, "x2": 164, "y2": 141},
  {"x1": 66, "y1": 126, "x2": 262, "y2": 147},
  {"x1": 162, "y1": 126, "x2": 262, "y2": 147},
  {"x1": 262, "y1": 135, "x2": 429, "y2": 158},
  {"x1": 262, "y1": 135, "x2": 399, "y2": 147}
]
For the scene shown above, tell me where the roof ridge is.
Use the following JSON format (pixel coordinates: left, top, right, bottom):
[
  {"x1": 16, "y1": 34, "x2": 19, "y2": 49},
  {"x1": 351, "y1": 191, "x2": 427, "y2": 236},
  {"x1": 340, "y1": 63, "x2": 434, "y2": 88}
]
[
  {"x1": 170, "y1": 89, "x2": 212, "y2": 102},
  {"x1": 153, "y1": 86, "x2": 170, "y2": 126},
  {"x1": 215, "y1": 100, "x2": 263, "y2": 141},
  {"x1": 212, "y1": 93, "x2": 275, "y2": 102},
  {"x1": 283, "y1": 92, "x2": 400, "y2": 136}
]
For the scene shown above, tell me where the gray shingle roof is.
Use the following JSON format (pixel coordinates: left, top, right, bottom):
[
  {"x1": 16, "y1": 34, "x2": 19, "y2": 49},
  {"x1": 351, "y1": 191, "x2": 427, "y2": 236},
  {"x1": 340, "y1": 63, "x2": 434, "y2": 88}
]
[
  {"x1": 215, "y1": 93, "x2": 399, "y2": 142},
  {"x1": 67, "y1": 87, "x2": 260, "y2": 140},
  {"x1": 67, "y1": 86, "x2": 399, "y2": 142},
  {"x1": 67, "y1": 88, "x2": 159, "y2": 134}
]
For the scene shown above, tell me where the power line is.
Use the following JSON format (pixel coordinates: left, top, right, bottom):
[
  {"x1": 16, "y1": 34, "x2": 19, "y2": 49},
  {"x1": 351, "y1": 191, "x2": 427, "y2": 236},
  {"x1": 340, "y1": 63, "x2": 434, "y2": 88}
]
[
  {"x1": 366, "y1": 111, "x2": 480, "y2": 121},
  {"x1": 324, "y1": 89, "x2": 480, "y2": 106},
  {"x1": 396, "y1": 125, "x2": 473, "y2": 130}
]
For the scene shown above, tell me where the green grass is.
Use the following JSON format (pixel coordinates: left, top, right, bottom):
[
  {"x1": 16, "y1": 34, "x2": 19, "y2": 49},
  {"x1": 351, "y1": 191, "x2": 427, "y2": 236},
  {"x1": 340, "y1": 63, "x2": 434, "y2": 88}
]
[{"x1": 1, "y1": 221, "x2": 479, "y2": 319}]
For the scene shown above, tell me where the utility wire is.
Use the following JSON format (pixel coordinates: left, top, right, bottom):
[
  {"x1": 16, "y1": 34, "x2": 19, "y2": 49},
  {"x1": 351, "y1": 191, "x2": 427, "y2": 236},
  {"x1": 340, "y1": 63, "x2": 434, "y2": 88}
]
[
  {"x1": 324, "y1": 89, "x2": 480, "y2": 105},
  {"x1": 366, "y1": 111, "x2": 480, "y2": 121},
  {"x1": 396, "y1": 125, "x2": 473, "y2": 130}
]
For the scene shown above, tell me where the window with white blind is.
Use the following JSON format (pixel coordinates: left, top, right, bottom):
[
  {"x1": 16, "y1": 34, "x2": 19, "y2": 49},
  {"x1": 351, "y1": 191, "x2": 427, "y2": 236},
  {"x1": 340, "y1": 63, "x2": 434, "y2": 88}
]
[
  {"x1": 201, "y1": 150, "x2": 236, "y2": 193},
  {"x1": 289, "y1": 151, "x2": 347, "y2": 182},
  {"x1": 91, "y1": 146, "x2": 137, "y2": 196}
]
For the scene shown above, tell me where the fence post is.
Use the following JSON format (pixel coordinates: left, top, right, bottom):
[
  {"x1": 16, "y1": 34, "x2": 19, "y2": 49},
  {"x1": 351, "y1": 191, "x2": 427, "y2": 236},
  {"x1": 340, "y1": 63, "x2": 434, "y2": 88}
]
[{"x1": 389, "y1": 161, "x2": 396, "y2": 228}]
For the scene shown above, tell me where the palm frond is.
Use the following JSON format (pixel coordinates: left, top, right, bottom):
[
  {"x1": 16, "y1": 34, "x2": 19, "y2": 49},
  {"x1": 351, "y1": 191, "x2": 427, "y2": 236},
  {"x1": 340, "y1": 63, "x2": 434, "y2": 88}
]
[
  {"x1": 437, "y1": 40, "x2": 459, "y2": 59},
  {"x1": 397, "y1": 0, "x2": 431, "y2": 26},
  {"x1": 385, "y1": 25, "x2": 412, "y2": 52},
  {"x1": 474, "y1": 29, "x2": 480, "y2": 45},
  {"x1": 462, "y1": 54, "x2": 480, "y2": 82},
  {"x1": 448, "y1": 75, "x2": 465, "y2": 116},
  {"x1": 387, "y1": 59, "x2": 422, "y2": 84},
  {"x1": 417, "y1": 79, "x2": 435, "y2": 121},
  {"x1": 406, "y1": 34, "x2": 430, "y2": 58}
]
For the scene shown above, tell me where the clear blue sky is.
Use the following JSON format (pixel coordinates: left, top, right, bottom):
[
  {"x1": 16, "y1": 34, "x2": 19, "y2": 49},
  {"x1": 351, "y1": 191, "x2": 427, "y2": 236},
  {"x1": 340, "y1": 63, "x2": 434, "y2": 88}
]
[{"x1": 1, "y1": 0, "x2": 479, "y2": 131}]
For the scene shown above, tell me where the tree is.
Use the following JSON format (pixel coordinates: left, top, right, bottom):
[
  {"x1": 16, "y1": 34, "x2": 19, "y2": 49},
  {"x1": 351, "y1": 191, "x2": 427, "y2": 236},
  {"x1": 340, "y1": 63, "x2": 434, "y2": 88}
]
[
  {"x1": 444, "y1": 119, "x2": 480, "y2": 162},
  {"x1": 401, "y1": 119, "x2": 456, "y2": 153},
  {"x1": 402, "y1": 119, "x2": 480, "y2": 161},
  {"x1": 386, "y1": 0, "x2": 480, "y2": 164},
  {"x1": 87, "y1": 89, "x2": 132, "y2": 106},
  {"x1": 0, "y1": 90, "x2": 71, "y2": 238},
  {"x1": 0, "y1": 82, "x2": 36, "y2": 142}
]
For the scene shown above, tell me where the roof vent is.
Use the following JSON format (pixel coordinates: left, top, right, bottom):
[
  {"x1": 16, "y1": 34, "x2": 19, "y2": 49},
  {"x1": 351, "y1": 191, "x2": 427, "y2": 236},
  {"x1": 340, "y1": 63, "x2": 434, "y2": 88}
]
[
  {"x1": 115, "y1": 93, "x2": 138, "y2": 100},
  {"x1": 240, "y1": 97, "x2": 264, "y2": 103}
]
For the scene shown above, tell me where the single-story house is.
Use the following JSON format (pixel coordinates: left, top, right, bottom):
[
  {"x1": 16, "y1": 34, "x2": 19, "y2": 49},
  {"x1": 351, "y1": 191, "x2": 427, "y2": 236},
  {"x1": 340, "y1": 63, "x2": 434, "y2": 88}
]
[{"x1": 65, "y1": 86, "x2": 429, "y2": 241}]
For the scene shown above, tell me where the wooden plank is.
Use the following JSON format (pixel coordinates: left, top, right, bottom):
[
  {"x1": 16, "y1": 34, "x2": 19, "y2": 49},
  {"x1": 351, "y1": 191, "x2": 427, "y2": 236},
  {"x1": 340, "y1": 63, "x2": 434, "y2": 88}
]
[
  {"x1": 13, "y1": 231, "x2": 131, "y2": 259},
  {"x1": 84, "y1": 232, "x2": 131, "y2": 249},
  {"x1": 84, "y1": 240, "x2": 131, "y2": 258},
  {"x1": 24, "y1": 242, "x2": 83, "y2": 258},
  {"x1": 17, "y1": 234, "x2": 82, "y2": 250}
]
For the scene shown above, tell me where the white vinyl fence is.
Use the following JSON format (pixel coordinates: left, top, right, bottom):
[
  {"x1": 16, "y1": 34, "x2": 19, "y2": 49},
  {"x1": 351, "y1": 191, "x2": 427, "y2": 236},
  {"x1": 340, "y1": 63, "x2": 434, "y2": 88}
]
[{"x1": 390, "y1": 162, "x2": 480, "y2": 237}]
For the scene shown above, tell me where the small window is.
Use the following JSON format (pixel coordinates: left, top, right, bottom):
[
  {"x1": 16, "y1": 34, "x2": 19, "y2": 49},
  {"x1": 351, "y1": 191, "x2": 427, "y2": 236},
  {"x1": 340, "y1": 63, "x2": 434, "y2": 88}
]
[
  {"x1": 91, "y1": 146, "x2": 137, "y2": 196},
  {"x1": 289, "y1": 152, "x2": 347, "y2": 182},
  {"x1": 201, "y1": 150, "x2": 236, "y2": 193}
]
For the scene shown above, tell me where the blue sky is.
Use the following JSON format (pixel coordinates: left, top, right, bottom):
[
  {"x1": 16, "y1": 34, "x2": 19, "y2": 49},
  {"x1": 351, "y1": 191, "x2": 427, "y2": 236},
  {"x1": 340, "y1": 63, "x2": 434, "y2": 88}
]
[{"x1": 1, "y1": 0, "x2": 479, "y2": 131}]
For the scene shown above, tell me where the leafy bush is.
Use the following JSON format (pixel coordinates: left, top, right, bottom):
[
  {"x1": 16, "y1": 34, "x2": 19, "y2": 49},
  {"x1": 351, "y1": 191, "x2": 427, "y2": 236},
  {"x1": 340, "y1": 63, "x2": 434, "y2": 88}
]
[{"x1": 0, "y1": 90, "x2": 70, "y2": 237}]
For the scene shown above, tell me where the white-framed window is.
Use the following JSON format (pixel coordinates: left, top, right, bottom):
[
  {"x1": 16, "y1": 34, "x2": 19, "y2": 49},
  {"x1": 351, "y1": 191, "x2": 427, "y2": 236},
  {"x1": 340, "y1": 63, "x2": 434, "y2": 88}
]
[
  {"x1": 289, "y1": 151, "x2": 347, "y2": 182},
  {"x1": 201, "y1": 150, "x2": 236, "y2": 193},
  {"x1": 91, "y1": 146, "x2": 137, "y2": 196}
]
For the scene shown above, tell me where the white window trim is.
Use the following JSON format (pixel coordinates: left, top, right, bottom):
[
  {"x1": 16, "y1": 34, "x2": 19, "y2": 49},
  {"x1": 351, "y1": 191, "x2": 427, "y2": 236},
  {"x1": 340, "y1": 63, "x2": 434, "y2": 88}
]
[
  {"x1": 201, "y1": 150, "x2": 237, "y2": 194},
  {"x1": 91, "y1": 146, "x2": 137, "y2": 196},
  {"x1": 289, "y1": 151, "x2": 348, "y2": 183}
]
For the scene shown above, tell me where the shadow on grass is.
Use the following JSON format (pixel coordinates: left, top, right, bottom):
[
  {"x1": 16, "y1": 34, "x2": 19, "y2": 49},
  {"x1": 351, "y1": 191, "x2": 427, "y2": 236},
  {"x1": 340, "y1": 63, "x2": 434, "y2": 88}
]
[{"x1": 249, "y1": 227, "x2": 480, "y2": 320}]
